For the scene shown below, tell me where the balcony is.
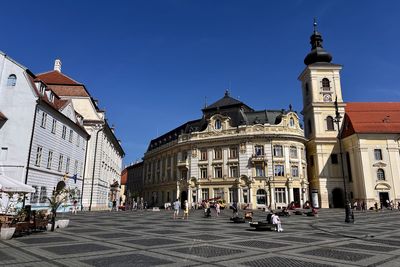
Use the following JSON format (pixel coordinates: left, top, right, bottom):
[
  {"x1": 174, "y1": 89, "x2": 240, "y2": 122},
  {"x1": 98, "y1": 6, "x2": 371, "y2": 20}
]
[
  {"x1": 177, "y1": 159, "x2": 189, "y2": 168},
  {"x1": 251, "y1": 154, "x2": 267, "y2": 163}
]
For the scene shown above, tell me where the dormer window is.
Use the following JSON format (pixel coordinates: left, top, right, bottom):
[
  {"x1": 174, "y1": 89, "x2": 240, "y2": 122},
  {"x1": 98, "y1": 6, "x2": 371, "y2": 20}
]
[
  {"x1": 7, "y1": 74, "x2": 17, "y2": 86},
  {"x1": 322, "y1": 78, "x2": 330, "y2": 91},
  {"x1": 49, "y1": 92, "x2": 54, "y2": 103},
  {"x1": 215, "y1": 119, "x2": 221, "y2": 130},
  {"x1": 289, "y1": 117, "x2": 295, "y2": 128},
  {"x1": 40, "y1": 85, "x2": 45, "y2": 95}
]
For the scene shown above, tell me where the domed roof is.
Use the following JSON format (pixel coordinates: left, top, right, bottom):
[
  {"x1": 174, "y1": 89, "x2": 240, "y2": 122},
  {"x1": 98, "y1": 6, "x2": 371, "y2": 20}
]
[{"x1": 304, "y1": 21, "x2": 333, "y2": 65}]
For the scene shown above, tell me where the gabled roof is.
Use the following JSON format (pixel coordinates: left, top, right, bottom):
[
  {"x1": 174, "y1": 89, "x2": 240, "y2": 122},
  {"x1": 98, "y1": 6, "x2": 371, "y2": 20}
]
[
  {"x1": 342, "y1": 102, "x2": 400, "y2": 138},
  {"x1": 36, "y1": 70, "x2": 82, "y2": 85}
]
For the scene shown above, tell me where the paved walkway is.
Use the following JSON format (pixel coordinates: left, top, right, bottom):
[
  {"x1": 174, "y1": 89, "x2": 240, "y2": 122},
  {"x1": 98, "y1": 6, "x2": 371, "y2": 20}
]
[{"x1": 1, "y1": 208, "x2": 400, "y2": 266}]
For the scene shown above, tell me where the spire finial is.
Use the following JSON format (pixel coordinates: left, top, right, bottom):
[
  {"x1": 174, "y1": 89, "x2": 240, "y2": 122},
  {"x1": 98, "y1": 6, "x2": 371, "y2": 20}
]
[
  {"x1": 225, "y1": 89, "x2": 230, "y2": 97},
  {"x1": 313, "y1": 17, "x2": 317, "y2": 33}
]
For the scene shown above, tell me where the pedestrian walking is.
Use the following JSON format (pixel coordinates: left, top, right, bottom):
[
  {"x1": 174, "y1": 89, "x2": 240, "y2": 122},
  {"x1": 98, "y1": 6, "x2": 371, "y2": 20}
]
[
  {"x1": 72, "y1": 200, "x2": 78, "y2": 214},
  {"x1": 216, "y1": 202, "x2": 221, "y2": 217},
  {"x1": 112, "y1": 200, "x2": 117, "y2": 211},
  {"x1": 183, "y1": 200, "x2": 189, "y2": 220},
  {"x1": 173, "y1": 199, "x2": 181, "y2": 219}
]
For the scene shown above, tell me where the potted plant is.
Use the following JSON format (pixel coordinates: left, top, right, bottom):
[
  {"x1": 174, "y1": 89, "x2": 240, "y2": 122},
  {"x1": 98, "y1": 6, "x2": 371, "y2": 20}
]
[
  {"x1": 48, "y1": 182, "x2": 78, "y2": 231},
  {"x1": 0, "y1": 192, "x2": 25, "y2": 240}
]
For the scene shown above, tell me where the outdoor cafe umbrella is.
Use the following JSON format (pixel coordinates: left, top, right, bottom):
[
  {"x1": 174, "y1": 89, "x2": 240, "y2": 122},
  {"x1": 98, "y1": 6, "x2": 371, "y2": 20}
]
[{"x1": 0, "y1": 173, "x2": 35, "y2": 193}]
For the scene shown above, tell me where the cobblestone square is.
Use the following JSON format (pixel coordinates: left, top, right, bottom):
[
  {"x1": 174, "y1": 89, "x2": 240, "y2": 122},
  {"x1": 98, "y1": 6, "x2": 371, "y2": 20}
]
[{"x1": 1, "y1": 209, "x2": 400, "y2": 266}]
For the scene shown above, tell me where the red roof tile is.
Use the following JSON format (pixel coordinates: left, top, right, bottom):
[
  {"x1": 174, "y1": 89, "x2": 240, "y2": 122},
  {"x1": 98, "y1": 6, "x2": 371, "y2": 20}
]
[
  {"x1": 47, "y1": 85, "x2": 90, "y2": 97},
  {"x1": 36, "y1": 70, "x2": 81, "y2": 85},
  {"x1": 342, "y1": 102, "x2": 400, "y2": 137}
]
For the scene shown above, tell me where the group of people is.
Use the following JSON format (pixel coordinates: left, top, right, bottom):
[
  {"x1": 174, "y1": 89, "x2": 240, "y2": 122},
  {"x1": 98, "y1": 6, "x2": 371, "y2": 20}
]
[
  {"x1": 172, "y1": 199, "x2": 189, "y2": 220},
  {"x1": 266, "y1": 212, "x2": 283, "y2": 232}
]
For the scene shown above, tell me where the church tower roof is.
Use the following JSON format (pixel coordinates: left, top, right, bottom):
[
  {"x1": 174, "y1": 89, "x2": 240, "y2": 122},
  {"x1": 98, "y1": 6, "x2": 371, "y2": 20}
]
[{"x1": 304, "y1": 19, "x2": 333, "y2": 65}]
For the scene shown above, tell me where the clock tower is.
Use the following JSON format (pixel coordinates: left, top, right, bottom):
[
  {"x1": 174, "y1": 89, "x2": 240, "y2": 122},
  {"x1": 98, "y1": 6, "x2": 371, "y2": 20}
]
[{"x1": 299, "y1": 21, "x2": 347, "y2": 208}]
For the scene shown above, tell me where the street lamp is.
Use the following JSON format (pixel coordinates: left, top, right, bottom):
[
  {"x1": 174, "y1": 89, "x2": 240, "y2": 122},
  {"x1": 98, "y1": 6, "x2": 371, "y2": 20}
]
[{"x1": 334, "y1": 97, "x2": 352, "y2": 223}]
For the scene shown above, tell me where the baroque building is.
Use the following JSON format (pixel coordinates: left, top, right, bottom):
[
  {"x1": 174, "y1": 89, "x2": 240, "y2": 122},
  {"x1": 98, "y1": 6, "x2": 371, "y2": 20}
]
[
  {"x1": 142, "y1": 91, "x2": 308, "y2": 209},
  {"x1": 300, "y1": 23, "x2": 400, "y2": 208}
]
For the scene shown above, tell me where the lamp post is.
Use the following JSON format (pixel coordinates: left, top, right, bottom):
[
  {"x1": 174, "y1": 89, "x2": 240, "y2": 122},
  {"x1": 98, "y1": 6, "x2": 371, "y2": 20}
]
[{"x1": 334, "y1": 97, "x2": 352, "y2": 223}]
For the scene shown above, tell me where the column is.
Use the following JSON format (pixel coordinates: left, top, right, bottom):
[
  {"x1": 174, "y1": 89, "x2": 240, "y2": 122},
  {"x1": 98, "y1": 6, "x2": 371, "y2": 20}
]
[
  {"x1": 285, "y1": 187, "x2": 289, "y2": 205},
  {"x1": 270, "y1": 185, "x2": 275, "y2": 209},
  {"x1": 188, "y1": 187, "x2": 192, "y2": 205},
  {"x1": 289, "y1": 186, "x2": 294, "y2": 203}
]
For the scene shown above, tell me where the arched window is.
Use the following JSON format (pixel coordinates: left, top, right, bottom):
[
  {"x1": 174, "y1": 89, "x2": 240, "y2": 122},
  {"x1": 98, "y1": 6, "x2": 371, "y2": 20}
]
[
  {"x1": 289, "y1": 117, "x2": 295, "y2": 127},
  {"x1": 322, "y1": 78, "x2": 330, "y2": 91},
  {"x1": 7, "y1": 74, "x2": 17, "y2": 86},
  {"x1": 377, "y1": 169, "x2": 385, "y2": 180},
  {"x1": 326, "y1": 116, "x2": 334, "y2": 131},
  {"x1": 256, "y1": 189, "x2": 266, "y2": 205},
  {"x1": 215, "y1": 119, "x2": 221, "y2": 130}
]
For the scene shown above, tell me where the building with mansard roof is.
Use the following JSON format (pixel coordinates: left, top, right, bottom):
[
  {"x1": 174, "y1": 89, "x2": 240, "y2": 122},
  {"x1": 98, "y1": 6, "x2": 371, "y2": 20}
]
[{"x1": 142, "y1": 91, "x2": 308, "y2": 210}]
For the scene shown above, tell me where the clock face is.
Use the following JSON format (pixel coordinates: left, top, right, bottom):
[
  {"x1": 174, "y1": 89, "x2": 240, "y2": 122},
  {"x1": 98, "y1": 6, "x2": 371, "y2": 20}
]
[{"x1": 323, "y1": 94, "x2": 332, "y2": 102}]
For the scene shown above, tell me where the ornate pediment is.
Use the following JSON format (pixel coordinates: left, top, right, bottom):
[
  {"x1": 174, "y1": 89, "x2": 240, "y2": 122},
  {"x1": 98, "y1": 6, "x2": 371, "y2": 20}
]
[
  {"x1": 375, "y1": 183, "x2": 391, "y2": 191},
  {"x1": 373, "y1": 162, "x2": 387, "y2": 168}
]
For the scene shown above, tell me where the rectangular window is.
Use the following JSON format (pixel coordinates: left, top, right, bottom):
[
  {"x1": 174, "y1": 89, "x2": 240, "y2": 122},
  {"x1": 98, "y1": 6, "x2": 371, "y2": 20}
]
[
  {"x1": 181, "y1": 170, "x2": 188, "y2": 180},
  {"x1": 291, "y1": 166, "x2": 299, "y2": 177},
  {"x1": 331, "y1": 154, "x2": 338, "y2": 164},
  {"x1": 62, "y1": 126, "x2": 66, "y2": 139},
  {"x1": 200, "y1": 168, "x2": 208, "y2": 179},
  {"x1": 69, "y1": 129, "x2": 73, "y2": 142},
  {"x1": 274, "y1": 165, "x2": 285, "y2": 176},
  {"x1": 275, "y1": 188, "x2": 286, "y2": 203},
  {"x1": 74, "y1": 160, "x2": 78, "y2": 174},
  {"x1": 39, "y1": 186, "x2": 47, "y2": 203},
  {"x1": 229, "y1": 147, "x2": 238, "y2": 159},
  {"x1": 35, "y1": 146, "x2": 42, "y2": 166},
  {"x1": 374, "y1": 149, "x2": 383, "y2": 160},
  {"x1": 58, "y1": 154, "x2": 64, "y2": 172},
  {"x1": 47, "y1": 150, "x2": 53, "y2": 169},
  {"x1": 214, "y1": 167, "x2": 222, "y2": 178},
  {"x1": 255, "y1": 164, "x2": 265, "y2": 177},
  {"x1": 202, "y1": 188, "x2": 209, "y2": 201},
  {"x1": 200, "y1": 149, "x2": 207, "y2": 161},
  {"x1": 40, "y1": 112, "x2": 47, "y2": 128},
  {"x1": 273, "y1": 145, "x2": 283, "y2": 157},
  {"x1": 31, "y1": 186, "x2": 39, "y2": 202},
  {"x1": 230, "y1": 166, "x2": 238, "y2": 177},
  {"x1": 51, "y1": 119, "x2": 57, "y2": 134},
  {"x1": 214, "y1": 188, "x2": 224, "y2": 199},
  {"x1": 66, "y1": 157, "x2": 70, "y2": 173},
  {"x1": 214, "y1": 148, "x2": 222, "y2": 160},
  {"x1": 254, "y1": 145, "x2": 264, "y2": 156},
  {"x1": 0, "y1": 147, "x2": 8, "y2": 161},
  {"x1": 290, "y1": 146, "x2": 298, "y2": 158}
]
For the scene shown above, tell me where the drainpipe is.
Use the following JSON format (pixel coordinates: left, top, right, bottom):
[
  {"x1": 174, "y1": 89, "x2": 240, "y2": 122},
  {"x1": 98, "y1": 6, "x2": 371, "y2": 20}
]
[
  {"x1": 23, "y1": 100, "x2": 39, "y2": 207},
  {"x1": 89, "y1": 126, "x2": 103, "y2": 211}
]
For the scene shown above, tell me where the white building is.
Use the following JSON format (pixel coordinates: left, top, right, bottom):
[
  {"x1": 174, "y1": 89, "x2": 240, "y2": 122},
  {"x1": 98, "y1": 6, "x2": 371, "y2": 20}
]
[
  {"x1": 37, "y1": 61, "x2": 125, "y2": 210},
  {"x1": 0, "y1": 52, "x2": 89, "y2": 210}
]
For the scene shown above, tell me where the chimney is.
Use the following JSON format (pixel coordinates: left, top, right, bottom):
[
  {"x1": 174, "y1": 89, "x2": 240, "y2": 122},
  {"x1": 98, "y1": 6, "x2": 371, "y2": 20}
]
[{"x1": 54, "y1": 59, "x2": 62, "y2": 72}]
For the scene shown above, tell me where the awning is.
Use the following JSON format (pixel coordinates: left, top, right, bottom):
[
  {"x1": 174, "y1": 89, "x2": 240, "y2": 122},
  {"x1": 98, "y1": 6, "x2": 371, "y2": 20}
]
[{"x1": 0, "y1": 173, "x2": 35, "y2": 193}]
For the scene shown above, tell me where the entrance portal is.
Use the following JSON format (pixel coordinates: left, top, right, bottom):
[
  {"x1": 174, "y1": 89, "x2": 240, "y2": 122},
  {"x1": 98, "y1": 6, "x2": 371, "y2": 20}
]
[
  {"x1": 180, "y1": 191, "x2": 188, "y2": 206},
  {"x1": 293, "y1": 188, "x2": 300, "y2": 208},
  {"x1": 379, "y1": 192, "x2": 389, "y2": 207},
  {"x1": 332, "y1": 188, "x2": 344, "y2": 208}
]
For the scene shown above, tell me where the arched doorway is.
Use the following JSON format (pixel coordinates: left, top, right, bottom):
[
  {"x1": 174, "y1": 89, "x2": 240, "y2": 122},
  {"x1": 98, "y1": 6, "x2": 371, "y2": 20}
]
[{"x1": 332, "y1": 188, "x2": 344, "y2": 208}]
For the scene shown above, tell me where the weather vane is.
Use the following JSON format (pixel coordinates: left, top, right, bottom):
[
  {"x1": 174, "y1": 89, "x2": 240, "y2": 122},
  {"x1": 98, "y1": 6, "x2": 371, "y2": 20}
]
[{"x1": 313, "y1": 17, "x2": 317, "y2": 32}]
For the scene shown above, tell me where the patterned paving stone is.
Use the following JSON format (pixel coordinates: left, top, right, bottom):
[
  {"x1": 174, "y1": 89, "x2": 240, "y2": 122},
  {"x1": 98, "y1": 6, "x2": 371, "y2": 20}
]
[
  {"x1": 243, "y1": 256, "x2": 334, "y2": 267},
  {"x1": 81, "y1": 253, "x2": 174, "y2": 266},
  {"x1": 16, "y1": 236, "x2": 75, "y2": 244},
  {"x1": 89, "y1": 232, "x2": 137, "y2": 239},
  {"x1": 0, "y1": 250, "x2": 15, "y2": 261},
  {"x1": 41, "y1": 243, "x2": 114, "y2": 255},
  {"x1": 185, "y1": 234, "x2": 226, "y2": 241},
  {"x1": 231, "y1": 240, "x2": 289, "y2": 249},
  {"x1": 150, "y1": 229, "x2": 183, "y2": 235},
  {"x1": 123, "y1": 238, "x2": 183, "y2": 246},
  {"x1": 369, "y1": 239, "x2": 400, "y2": 247},
  {"x1": 66, "y1": 228, "x2": 101, "y2": 233},
  {"x1": 301, "y1": 248, "x2": 373, "y2": 262},
  {"x1": 171, "y1": 245, "x2": 244, "y2": 258},
  {"x1": 274, "y1": 236, "x2": 321, "y2": 243},
  {"x1": 341, "y1": 242, "x2": 398, "y2": 252}
]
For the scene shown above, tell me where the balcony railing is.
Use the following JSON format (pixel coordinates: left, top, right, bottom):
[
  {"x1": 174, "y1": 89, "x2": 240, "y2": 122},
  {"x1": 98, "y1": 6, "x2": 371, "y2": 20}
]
[{"x1": 251, "y1": 154, "x2": 267, "y2": 162}]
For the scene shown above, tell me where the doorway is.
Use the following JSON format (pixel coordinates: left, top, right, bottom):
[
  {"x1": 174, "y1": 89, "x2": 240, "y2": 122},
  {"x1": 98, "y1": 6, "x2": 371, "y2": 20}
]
[
  {"x1": 293, "y1": 188, "x2": 300, "y2": 208},
  {"x1": 379, "y1": 192, "x2": 389, "y2": 207},
  {"x1": 332, "y1": 188, "x2": 344, "y2": 208},
  {"x1": 180, "y1": 191, "x2": 188, "y2": 206}
]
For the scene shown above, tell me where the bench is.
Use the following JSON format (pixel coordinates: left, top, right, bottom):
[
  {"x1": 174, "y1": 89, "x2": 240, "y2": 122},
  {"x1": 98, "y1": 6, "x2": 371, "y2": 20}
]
[
  {"x1": 250, "y1": 221, "x2": 276, "y2": 231},
  {"x1": 152, "y1": 207, "x2": 160, "y2": 211}
]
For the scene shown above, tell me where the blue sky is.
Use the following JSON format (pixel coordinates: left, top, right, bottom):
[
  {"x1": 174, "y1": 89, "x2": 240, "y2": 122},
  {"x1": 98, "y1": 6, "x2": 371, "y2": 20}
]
[{"x1": 2, "y1": 1, "x2": 400, "y2": 165}]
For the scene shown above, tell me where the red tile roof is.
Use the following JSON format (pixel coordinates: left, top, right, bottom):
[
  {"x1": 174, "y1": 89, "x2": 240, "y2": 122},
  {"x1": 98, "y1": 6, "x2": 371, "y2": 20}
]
[
  {"x1": 36, "y1": 70, "x2": 82, "y2": 85},
  {"x1": 0, "y1": 112, "x2": 7, "y2": 121},
  {"x1": 342, "y1": 102, "x2": 400, "y2": 137},
  {"x1": 47, "y1": 85, "x2": 90, "y2": 97}
]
